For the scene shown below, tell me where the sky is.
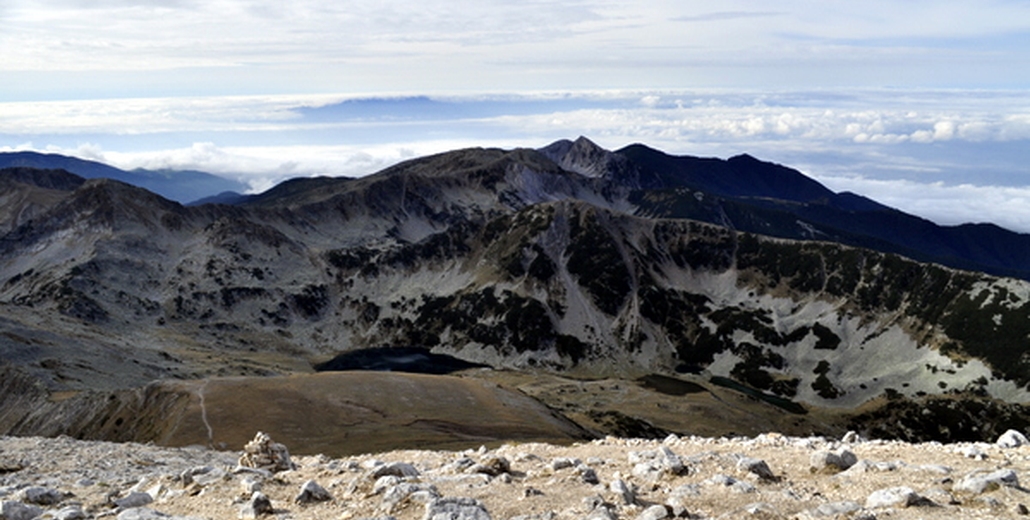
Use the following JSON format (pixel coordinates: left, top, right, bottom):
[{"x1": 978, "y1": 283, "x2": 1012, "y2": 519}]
[{"x1": 2, "y1": 1, "x2": 1030, "y2": 231}]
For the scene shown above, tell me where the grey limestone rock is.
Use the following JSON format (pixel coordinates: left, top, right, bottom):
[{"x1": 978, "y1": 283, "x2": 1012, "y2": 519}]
[
  {"x1": 811, "y1": 501, "x2": 861, "y2": 517},
  {"x1": 469, "y1": 456, "x2": 510, "y2": 477},
  {"x1": 636, "y1": 504, "x2": 669, "y2": 520},
  {"x1": 294, "y1": 479, "x2": 332, "y2": 504},
  {"x1": 865, "y1": 486, "x2": 921, "y2": 508},
  {"x1": 610, "y1": 478, "x2": 635, "y2": 505},
  {"x1": 239, "y1": 491, "x2": 273, "y2": 519},
  {"x1": 577, "y1": 465, "x2": 599, "y2": 485},
  {"x1": 114, "y1": 491, "x2": 154, "y2": 509},
  {"x1": 809, "y1": 448, "x2": 857, "y2": 472},
  {"x1": 382, "y1": 482, "x2": 440, "y2": 512},
  {"x1": 736, "y1": 456, "x2": 775, "y2": 480},
  {"x1": 424, "y1": 497, "x2": 492, "y2": 520},
  {"x1": 997, "y1": 429, "x2": 1029, "y2": 448},
  {"x1": 551, "y1": 457, "x2": 580, "y2": 471},
  {"x1": 954, "y1": 468, "x2": 1019, "y2": 494},
  {"x1": 0, "y1": 500, "x2": 44, "y2": 520},
  {"x1": 372, "y1": 462, "x2": 421, "y2": 479},
  {"x1": 20, "y1": 486, "x2": 65, "y2": 506},
  {"x1": 53, "y1": 505, "x2": 87, "y2": 520}
]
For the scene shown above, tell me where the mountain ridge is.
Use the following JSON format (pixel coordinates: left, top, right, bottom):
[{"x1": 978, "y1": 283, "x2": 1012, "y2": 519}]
[
  {"x1": 0, "y1": 151, "x2": 249, "y2": 204},
  {"x1": 4, "y1": 138, "x2": 1030, "y2": 446}
]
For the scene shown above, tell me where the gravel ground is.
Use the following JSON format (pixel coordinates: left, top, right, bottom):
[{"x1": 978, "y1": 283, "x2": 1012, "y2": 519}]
[{"x1": 3, "y1": 431, "x2": 1030, "y2": 519}]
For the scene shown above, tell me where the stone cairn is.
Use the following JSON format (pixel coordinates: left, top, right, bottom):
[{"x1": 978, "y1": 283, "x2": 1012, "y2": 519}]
[{"x1": 237, "y1": 432, "x2": 296, "y2": 473}]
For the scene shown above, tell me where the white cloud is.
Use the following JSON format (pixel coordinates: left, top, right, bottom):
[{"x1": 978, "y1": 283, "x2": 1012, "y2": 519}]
[
  {"x1": 4, "y1": 88, "x2": 1030, "y2": 232},
  {"x1": 814, "y1": 174, "x2": 1030, "y2": 233}
]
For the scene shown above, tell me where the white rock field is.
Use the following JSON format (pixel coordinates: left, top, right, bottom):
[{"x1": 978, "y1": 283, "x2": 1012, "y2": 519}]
[{"x1": 4, "y1": 430, "x2": 1030, "y2": 519}]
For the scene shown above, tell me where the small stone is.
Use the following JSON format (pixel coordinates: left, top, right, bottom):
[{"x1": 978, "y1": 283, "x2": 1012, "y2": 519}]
[
  {"x1": 115, "y1": 491, "x2": 155, "y2": 509},
  {"x1": 742, "y1": 502, "x2": 780, "y2": 517},
  {"x1": 21, "y1": 486, "x2": 65, "y2": 505},
  {"x1": 53, "y1": 505, "x2": 88, "y2": 520},
  {"x1": 812, "y1": 501, "x2": 861, "y2": 517},
  {"x1": 955, "y1": 469, "x2": 1019, "y2": 494},
  {"x1": 240, "y1": 476, "x2": 263, "y2": 495},
  {"x1": 659, "y1": 446, "x2": 687, "y2": 476},
  {"x1": 239, "y1": 491, "x2": 273, "y2": 519},
  {"x1": 372, "y1": 462, "x2": 421, "y2": 479},
  {"x1": 578, "y1": 465, "x2": 599, "y2": 485},
  {"x1": 960, "y1": 445, "x2": 988, "y2": 460},
  {"x1": 737, "y1": 456, "x2": 775, "y2": 480},
  {"x1": 636, "y1": 504, "x2": 669, "y2": 520},
  {"x1": 841, "y1": 431, "x2": 864, "y2": 444},
  {"x1": 610, "y1": 479, "x2": 636, "y2": 505},
  {"x1": 551, "y1": 457, "x2": 580, "y2": 471},
  {"x1": 382, "y1": 482, "x2": 440, "y2": 512},
  {"x1": 1016, "y1": 503, "x2": 1029, "y2": 515},
  {"x1": 294, "y1": 479, "x2": 332, "y2": 504},
  {"x1": 809, "y1": 448, "x2": 857, "y2": 472},
  {"x1": 0, "y1": 500, "x2": 44, "y2": 520},
  {"x1": 423, "y1": 497, "x2": 492, "y2": 520},
  {"x1": 865, "y1": 486, "x2": 921, "y2": 508},
  {"x1": 998, "y1": 429, "x2": 1029, "y2": 448},
  {"x1": 523, "y1": 487, "x2": 544, "y2": 497}
]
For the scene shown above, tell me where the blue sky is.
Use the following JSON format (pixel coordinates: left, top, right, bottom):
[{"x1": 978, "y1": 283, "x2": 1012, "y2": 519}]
[{"x1": 3, "y1": 1, "x2": 1030, "y2": 230}]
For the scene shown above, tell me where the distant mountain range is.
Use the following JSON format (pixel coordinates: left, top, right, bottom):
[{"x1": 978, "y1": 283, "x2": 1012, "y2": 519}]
[
  {"x1": 0, "y1": 151, "x2": 248, "y2": 204},
  {"x1": 3, "y1": 137, "x2": 1030, "y2": 444}
]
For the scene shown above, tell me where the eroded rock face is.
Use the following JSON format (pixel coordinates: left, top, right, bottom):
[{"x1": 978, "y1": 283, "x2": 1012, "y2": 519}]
[{"x1": 238, "y1": 432, "x2": 296, "y2": 473}]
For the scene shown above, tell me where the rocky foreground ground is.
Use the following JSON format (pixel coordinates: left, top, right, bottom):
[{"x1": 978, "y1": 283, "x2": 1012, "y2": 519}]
[{"x1": 5, "y1": 430, "x2": 1030, "y2": 520}]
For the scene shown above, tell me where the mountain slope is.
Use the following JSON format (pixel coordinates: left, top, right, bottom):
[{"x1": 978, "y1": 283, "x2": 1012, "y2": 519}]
[
  {"x1": 617, "y1": 142, "x2": 1030, "y2": 279},
  {"x1": 0, "y1": 151, "x2": 248, "y2": 204},
  {"x1": 4, "y1": 140, "x2": 1030, "y2": 444}
]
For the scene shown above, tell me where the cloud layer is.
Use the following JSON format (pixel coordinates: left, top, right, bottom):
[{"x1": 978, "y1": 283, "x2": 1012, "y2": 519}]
[{"x1": 3, "y1": 88, "x2": 1030, "y2": 232}]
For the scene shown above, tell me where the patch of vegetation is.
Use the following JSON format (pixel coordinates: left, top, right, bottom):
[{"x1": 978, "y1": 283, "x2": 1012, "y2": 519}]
[
  {"x1": 325, "y1": 247, "x2": 376, "y2": 270},
  {"x1": 383, "y1": 223, "x2": 473, "y2": 269},
  {"x1": 736, "y1": 234, "x2": 826, "y2": 292},
  {"x1": 637, "y1": 374, "x2": 707, "y2": 396},
  {"x1": 412, "y1": 287, "x2": 586, "y2": 363},
  {"x1": 709, "y1": 376, "x2": 807, "y2": 415},
  {"x1": 566, "y1": 208, "x2": 632, "y2": 315},
  {"x1": 848, "y1": 393, "x2": 1030, "y2": 443},
  {"x1": 811, "y1": 360, "x2": 844, "y2": 399},
  {"x1": 292, "y1": 284, "x2": 329, "y2": 319},
  {"x1": 811, "y1": 323, "x2": 841, "y2": 350},
  {"x1": 219, "y1": 287, "x2": 268, "y2": 309},
  {"x1": 729, "y1": 342, "x2": 786, "y2": 392},
  {"x1": 585, "y1": 410, "x2": 673, "y2": 439}
]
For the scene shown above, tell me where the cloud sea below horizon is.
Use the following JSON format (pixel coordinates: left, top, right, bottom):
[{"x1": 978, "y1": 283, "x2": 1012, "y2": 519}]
[{"x1": 2, "y1": 2, "x2": 1029, "y2": 232}]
